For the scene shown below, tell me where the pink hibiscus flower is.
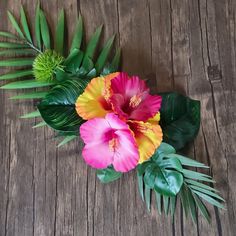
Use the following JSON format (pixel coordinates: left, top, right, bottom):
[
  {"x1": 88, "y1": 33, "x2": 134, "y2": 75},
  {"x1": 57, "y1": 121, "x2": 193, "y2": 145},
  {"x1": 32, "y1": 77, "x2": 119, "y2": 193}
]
[
  {"x1": 80, "y1": 113, "x2": 139, "y2": 172},
  {"x1": 110, "y1": 72, "x2": 162, "y2": 121}
]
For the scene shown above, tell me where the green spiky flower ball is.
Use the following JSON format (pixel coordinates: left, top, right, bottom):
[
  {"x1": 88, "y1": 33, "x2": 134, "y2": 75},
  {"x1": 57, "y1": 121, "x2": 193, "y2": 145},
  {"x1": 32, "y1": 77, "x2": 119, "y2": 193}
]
[{"x1": 33, "y1": 50, "x2": 64, "y2": 82}]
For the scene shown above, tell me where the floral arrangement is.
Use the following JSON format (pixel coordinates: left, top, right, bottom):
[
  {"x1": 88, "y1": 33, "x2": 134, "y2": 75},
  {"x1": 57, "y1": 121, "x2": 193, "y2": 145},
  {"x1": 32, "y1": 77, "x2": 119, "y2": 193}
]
[{"x1": 0, "y1": 4, "x2": 224, "y2": 224}]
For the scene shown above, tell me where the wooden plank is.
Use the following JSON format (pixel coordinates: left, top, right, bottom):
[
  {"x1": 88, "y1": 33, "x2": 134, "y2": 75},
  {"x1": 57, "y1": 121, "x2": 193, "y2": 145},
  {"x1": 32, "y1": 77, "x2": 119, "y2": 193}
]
[{"x1": 0, "y1": 0, "x2": 235, "y2": 235}]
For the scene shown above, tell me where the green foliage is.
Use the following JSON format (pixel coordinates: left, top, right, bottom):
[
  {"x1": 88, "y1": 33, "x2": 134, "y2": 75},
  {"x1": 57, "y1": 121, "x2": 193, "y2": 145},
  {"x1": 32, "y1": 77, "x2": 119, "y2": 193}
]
[
  {"x1": 37, "y1": 79, "x2": 88, "y2": 132},
  {"x1": 137, "y1": 142, "x2": 224, "y2": 224},
  {"x1": 97, "y1": 166, "x2": 122, "y2": 183},
  {"x1": 55, "y1": 10, "x2": 65, "y2": 55},
  {"x1": 160, "y1": 92, "x2": 200, "y2": 150},
  {"x1": 33, "y1": 50, "x2": 64, "y2": 82},
  {"x1": 57, "y1": 135, "x2": 77, "y2": 147},
  {"x1": 0, "y1": 3, "x2": 120, "y2": 141}
]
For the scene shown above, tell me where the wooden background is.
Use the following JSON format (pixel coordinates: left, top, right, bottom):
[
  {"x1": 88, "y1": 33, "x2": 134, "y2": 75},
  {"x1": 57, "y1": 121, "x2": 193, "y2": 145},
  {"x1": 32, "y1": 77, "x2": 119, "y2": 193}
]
[{"x1": 0, "y1": 0, "x2": 235, "y2": 235}]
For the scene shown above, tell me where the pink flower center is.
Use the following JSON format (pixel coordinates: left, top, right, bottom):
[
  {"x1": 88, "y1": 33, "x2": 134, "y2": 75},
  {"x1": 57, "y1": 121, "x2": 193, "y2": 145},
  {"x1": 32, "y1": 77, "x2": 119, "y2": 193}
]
[{"x1": 104, "y1": 129, "x2": 120, "y2": 152}]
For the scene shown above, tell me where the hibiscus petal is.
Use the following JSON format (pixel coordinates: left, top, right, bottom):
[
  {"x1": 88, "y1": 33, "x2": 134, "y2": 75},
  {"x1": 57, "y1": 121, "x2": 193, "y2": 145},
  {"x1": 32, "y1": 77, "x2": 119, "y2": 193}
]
[
  {"x1": 80, "y1": 113, "x2": 139, "y2": 172},
  {"x1": 128, "y1": 120, "x2": 163, "y2": 163},
  {"x1": 75, "y1": 73, "x2": 119, "y2": 120},
  {"x1": 129, "y1": 94, "x2": 162, "y2": 121},
  {"x1": 80, "y1": 117, "x2": 113, "y2": 169},
  {"x1": 111, "y1": 72, "x2": 148, "y2": 98},
  {"x1": 112, "y1": 130, "x2": 139, "y2": 172}
]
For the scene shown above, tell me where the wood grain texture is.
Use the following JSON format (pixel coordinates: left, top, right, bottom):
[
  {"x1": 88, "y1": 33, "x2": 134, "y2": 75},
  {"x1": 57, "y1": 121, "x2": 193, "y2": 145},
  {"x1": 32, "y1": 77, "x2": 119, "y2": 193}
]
[{"x1": 0, "y1": 0, "x2": 235, "y2": 235}]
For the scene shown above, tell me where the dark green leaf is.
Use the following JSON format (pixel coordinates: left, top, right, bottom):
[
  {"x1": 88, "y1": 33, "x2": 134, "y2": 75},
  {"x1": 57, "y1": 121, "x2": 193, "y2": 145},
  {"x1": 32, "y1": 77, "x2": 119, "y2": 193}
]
[
  {"x1": 64, "y1": 49, "x2": 84, "y2": 74},
  {"x1": 160, "y1": 92, "x2": 200, "y2": 150},
  {"x1": 20, "y1": 6, "x2": 32, "y2": 43},
  {"x1": 40, "y1": 10, "x2": 50, "y2": 49},
  {"x1": 95, "y1": 35, "x2": 115, "y2": 74},
  {"x1": 55, "y1": 9, "x2": 65, "y2": 54},
  {"x1": 193, "y1": 194, "x2": 211, "y2": 223},
  {"x1": 7, "y1": 11, "x2": 25, "y2": 39},
  {"x1": 70, "y1": 14, "x2": 83, "y2": 53},
  {"x1": 154, "y1": 169, "x2": 183, "y2": 196},
  {"x1": 186, "y1": 187, "x2": 197, "y2": 224},
  {"x1": 82, "y1": 25, "x2": 103, "y2": 65},
  {"x1": 97, "y1": 166, "x2": 122, "y2": 183},
  {"x1": 0, "y1": 70, "x2": 33, "y2": 80},
  {"x1": 37, "y1": 79, "x2": 88, "y2": 132}
]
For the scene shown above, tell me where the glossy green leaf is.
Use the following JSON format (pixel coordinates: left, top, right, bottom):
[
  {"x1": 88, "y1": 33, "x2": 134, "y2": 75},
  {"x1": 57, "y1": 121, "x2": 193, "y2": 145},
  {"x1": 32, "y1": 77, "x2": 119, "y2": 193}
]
[
  {"x1": 95, "y1": 35, "x2": 115, "y2": 73},
  {"x1": 0, "y1": 42, "x2": 29, "y2": 49},
  {"x1": 40, "y1": 10, "x2": 50, "y2": 49},
  {"x1": 57, "y1": 135, "x2": 77, "y2": 147},
  {"x1": 55, "y1": 9, "x2": 65, "y2": 54},
  {"x1": 10, "y1": 91, "x2": 48, "y2": 100},
  {"x1": 160, "y1": 92, "x2": 200, "y2": 150},
  {"x1": 7, "y1": 11, "x2": 25, "y2": 39},
  {"x1": 0, "y1": 58, "x2": 34, "y2": 67},
  {"x1": 1, "y1": 80, "x2": 54, "y2": 89},
  {"x1": 82, "y1": 25, "x2": 103, "y2": 65},
  {"x1": 35, "y1": 3, "x2": 41, "y2": 49},
  {"x1": 0, "y1": 31, "x2": 17, "y2": 39},
  {"x1": 64, "y1": 49, "x2": 84, "y2": 74},
  {"x1": 20, "y1": 6, "x2": 32, "y2": 43},
  {"x1": 37, "y1": 79, "x2": 88, "y2": 132},
  {"x1": 70, "y1": 14, "x2": 83, "y2": 53},
  {"x1": 97, "y1": 166, "x2": 122, "y2": 183},
  {"x1": 0, "y1": 70, "x2": 33, "y2": 80},
  {"x1": 20, "y1": 110, "x2": 41, "y2": 118},
  {"x1": 154, "y1": 169, "x2": 183, "y2": 196}
]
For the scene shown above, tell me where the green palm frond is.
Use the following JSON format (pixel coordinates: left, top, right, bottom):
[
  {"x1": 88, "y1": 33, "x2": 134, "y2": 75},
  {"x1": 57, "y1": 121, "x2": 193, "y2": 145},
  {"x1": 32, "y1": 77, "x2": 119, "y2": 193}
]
[
  {"x1": 137, "y1": 142, "x2": 225, "y2": 224},
  {"x1": 0, "y1": 3, "x2": 121, "y2": 140}
]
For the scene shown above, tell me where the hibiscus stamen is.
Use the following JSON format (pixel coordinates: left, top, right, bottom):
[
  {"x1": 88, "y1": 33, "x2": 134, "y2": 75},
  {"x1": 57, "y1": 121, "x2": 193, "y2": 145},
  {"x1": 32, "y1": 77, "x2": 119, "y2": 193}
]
[
  {"x1": 109, "y1": 137, "x2": 119, "y2": 152},
  {"x1": 129, "y1": 95, "x2": 142, "y2": 108}
]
